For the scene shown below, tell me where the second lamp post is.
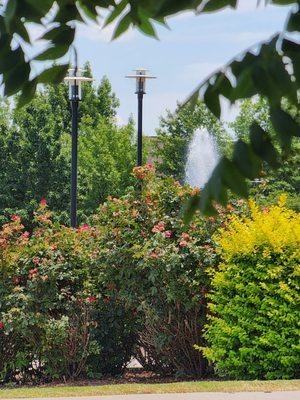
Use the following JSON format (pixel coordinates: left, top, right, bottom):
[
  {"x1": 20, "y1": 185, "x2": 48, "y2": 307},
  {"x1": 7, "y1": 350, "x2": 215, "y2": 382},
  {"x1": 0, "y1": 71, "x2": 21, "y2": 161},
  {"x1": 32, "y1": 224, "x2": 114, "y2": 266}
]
[
  {"x1": 126, "y1": 69, "x2": 156, "y2": 166},
  {"x1": 64, "y1": 68, "x2": 93, "y2": 228}
]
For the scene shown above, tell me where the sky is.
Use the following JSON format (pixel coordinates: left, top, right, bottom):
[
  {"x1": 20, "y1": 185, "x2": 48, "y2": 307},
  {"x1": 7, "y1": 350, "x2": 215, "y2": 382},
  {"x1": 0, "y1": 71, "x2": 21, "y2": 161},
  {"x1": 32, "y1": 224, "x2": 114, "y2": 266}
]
[{"x1": 39, "y1": 1, "x2": 292, "y2": 135}]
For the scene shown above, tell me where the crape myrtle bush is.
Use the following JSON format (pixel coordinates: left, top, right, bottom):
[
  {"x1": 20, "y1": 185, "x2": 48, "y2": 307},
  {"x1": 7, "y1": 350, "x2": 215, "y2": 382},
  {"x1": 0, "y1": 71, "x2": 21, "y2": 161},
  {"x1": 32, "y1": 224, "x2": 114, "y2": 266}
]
[
  {"x1": 199, "y1": 195, "x2": 300, "y2": 380},
  {"x1": 91, "y1": 165, "x2": 231, "y2": 377},
  {"x1": 0, "y1": 202, "x2": 99, "y2": 383},
  {"x1": 0, "y1": 202, "x2": 135, "y2": 383}
]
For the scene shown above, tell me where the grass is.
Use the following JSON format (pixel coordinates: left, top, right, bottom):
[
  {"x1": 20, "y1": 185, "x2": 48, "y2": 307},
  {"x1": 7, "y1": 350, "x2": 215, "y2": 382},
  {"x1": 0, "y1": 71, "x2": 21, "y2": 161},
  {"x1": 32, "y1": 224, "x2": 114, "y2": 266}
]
[{"x1": 0, "y1": 380, "x2": 299, "y2": 398}]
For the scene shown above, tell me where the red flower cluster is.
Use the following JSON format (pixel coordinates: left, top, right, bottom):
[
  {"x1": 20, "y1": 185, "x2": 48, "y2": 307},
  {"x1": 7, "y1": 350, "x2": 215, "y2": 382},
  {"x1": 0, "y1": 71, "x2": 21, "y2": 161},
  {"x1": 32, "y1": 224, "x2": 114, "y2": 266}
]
[
  {"x1": 133, "y1": 164, "x2": 155, "y2": 180},
  {"x1": 40, "y1": 199, "x2": 47, "y2": 206},
  {"x1": 29, "y1": 267, "x2": 38, "y2": 279},
  {"x1": 0, "y1": 322, "x2": 4, "y2": 329},
  {"x1": 11, "y1": 214, "x2": 20, "y2": 222},
  {"x1": 87, "y1": 295, "x2": 97, "y2": 303},
  {"x1": 179, "y1": 232, "x2": 191, "y2": 248},
  {"x1": 78, "y1": 224, "x2": 90, "y2": 232},
  {"x1": 152, "y1": 221, "x2": 165, "y2": 233}
]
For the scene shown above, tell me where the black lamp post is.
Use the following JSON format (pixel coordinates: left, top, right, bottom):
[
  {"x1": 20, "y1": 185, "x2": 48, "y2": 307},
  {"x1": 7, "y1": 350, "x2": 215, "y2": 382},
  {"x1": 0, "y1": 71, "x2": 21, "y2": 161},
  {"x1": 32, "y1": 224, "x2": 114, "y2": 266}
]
[
  {"x1": 64, "y1": 68, "x2": 92, "y2": 228},
  {"x1": 126, "y1": 69, "x2": 156, "y2": 166}
]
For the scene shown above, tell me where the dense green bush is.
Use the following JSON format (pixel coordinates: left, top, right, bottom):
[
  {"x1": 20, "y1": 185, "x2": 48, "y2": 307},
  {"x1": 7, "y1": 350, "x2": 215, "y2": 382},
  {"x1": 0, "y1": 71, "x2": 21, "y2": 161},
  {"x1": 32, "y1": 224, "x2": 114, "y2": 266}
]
[
  {"x1": 92, "y1": 165, "x2": 229, "y2": 377},
  {"x1": 0, "y1": 201, "x2": 136, "y2": 382},
  {"x1": 0, "y1": 202, "x2": 100, "y2": 382},
  {"x1": 200, "y1": 196, "x2": 300, "y2": 379}
]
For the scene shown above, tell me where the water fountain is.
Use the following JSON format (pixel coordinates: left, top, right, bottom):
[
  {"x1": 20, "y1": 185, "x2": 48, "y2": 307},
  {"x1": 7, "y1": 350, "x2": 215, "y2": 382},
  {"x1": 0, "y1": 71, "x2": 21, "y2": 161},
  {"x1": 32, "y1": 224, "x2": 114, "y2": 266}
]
[{"x1": 185, "y1": 128, "x2": 219, "y2": 188}]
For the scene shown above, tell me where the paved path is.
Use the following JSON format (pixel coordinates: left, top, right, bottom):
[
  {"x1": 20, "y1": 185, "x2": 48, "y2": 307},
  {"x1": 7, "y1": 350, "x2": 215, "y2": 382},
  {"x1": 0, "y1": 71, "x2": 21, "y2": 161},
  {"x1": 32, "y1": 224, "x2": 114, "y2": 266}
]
[{"x1": 13, "y1": 391, "x2": 299, "y2": 400}]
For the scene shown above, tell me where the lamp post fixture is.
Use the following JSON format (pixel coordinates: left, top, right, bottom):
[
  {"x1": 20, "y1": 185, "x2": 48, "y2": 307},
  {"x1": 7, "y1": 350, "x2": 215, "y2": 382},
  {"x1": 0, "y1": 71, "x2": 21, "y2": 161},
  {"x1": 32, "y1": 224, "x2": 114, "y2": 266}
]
[
  {"x1": 126, "y1": 69, "x2": 156, "y2": 166},
  {"x1": 64, "y1": 68, "x2": 93, "y2": 228}
]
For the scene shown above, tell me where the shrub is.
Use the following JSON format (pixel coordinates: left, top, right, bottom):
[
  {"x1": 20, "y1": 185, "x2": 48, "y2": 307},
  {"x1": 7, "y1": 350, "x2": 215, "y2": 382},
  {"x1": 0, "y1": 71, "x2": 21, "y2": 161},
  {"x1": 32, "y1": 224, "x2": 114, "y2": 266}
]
[
  {"x1": 88, "y1": 296, "x2": 138, "y2": 376},
  {"x1": 200, "y1": 195, "x2": 300, "y2": 379},
  {"x1": 0, "y1": 203, "x2": 100, "y2": 383},
  {"x1": 92, "y1": 165, "x2": 229, "y2": 377}
]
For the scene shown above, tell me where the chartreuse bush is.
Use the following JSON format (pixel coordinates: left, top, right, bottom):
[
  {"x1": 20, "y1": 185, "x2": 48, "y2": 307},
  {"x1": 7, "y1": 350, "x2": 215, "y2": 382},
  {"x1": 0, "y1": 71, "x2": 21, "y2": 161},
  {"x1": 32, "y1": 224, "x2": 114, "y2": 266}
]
[{"x1": 200, "y1": 195, "x2": 300, "y2": 379}]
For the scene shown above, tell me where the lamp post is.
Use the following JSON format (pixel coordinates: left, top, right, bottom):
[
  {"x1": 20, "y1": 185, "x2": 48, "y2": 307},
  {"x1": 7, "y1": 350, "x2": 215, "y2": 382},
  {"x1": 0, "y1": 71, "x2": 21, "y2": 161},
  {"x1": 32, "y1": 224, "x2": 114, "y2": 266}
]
[
  {"x1": 126, "y1": 69, "x2": 156, "y2": 166},
  {"x1": 64, "y1": 68, "x2": 93, "y2": 228}
]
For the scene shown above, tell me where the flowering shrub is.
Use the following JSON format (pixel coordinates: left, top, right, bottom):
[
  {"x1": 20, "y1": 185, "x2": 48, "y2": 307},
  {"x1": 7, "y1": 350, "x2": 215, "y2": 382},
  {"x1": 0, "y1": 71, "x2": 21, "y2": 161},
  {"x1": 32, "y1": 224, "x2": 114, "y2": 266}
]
[
  {"x1": 92, "y1": 165, "x2": 230, "y2": 377},
  {"x1": 200, "y1": 196, "x2": 300, "y2": 379},
  {"x1": 0, "y1": 203, "x2": 100, "y2": 383}
]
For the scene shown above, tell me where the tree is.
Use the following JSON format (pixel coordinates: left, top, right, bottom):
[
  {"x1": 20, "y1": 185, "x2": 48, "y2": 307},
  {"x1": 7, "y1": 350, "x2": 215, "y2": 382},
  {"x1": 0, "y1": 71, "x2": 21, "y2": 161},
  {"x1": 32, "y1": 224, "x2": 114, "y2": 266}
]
[
  {"x1": 0, "y1": 65, "x2": 135, "y2": 224},
  {"x1": 155, "y1": 101, "x2": 230, "y2": 181},
  {"x1": 230, "y1": 97, "x2": 300, "y2": 210},
  {"x1": 0, "y1": 0, "x2": 299, "y2": 216},
  {"x1": 77, "y1": 117, "x2": 136, "y2": 214}
]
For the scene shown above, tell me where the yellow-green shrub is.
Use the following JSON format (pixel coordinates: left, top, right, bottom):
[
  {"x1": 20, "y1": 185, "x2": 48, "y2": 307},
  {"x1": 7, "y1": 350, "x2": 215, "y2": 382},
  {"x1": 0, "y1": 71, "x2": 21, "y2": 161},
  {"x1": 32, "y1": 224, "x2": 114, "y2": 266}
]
[{"x1": 200, "y1": 195, "x2": 300, "y2": 379}]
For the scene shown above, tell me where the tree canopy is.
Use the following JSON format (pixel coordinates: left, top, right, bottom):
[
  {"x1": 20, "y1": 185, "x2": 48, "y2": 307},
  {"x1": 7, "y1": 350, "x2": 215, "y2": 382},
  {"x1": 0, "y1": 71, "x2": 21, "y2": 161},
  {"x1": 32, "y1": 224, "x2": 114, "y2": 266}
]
[
  {"x1": 0, "y1": 0, "x2": 299, "y2": 216},
  {"x1": 0, "y1": 65, "x2": 136, "y2": 226}
]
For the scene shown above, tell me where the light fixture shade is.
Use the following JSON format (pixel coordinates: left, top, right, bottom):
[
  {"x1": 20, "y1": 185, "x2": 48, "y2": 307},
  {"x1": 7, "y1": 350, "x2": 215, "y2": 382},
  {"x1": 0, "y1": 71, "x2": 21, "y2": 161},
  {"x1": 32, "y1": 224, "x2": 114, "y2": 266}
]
[
  {"x1": 64, "y1": 68, "x2": 93, "y2": 101},
  {"x1": 126, "y1": 68, "x2": 156, "y2": 94}
]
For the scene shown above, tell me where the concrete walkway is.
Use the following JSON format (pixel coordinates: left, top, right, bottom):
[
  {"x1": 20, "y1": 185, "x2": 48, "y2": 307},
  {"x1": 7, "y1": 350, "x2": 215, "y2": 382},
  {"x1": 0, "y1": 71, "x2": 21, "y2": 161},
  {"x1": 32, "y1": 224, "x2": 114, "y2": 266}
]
[{"x1": 16, "y1": 391, "x2": 299, "y2": 400}]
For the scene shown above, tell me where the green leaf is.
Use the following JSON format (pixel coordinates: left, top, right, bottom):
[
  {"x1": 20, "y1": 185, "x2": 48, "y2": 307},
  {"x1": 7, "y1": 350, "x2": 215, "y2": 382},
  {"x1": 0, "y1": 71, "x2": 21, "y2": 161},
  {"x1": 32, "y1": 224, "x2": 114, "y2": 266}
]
[
  {"x1": 35, "y1": 45, "x2": 69, "y2": 61},
  {"x1": 4, "y1": 62, "x2": 30, "y2": 96},
  {"x1": 11, "y1": 19, "x2": 31, "y2": 43},
  {"x1": 17, "y1": 78, "x2": 38, "y2": 108},
  {"x1": 199, "y1": 185, "x2": 217, "y2": 216},
  {"x1": 112, "y1": 12, "x2": 131, "y2": 39},
  {"x1": 152, "y1": 0, "x2": 202, "y2": 18},
  {"x1": 24, "y1": 0, "x2": 53, "y2": 15},
  {"x1": 38, "y1": 64, "x2": 69, "y2": 84},
  {"x1": 104, "y1": 0, "x2": 128, "y2": 27},
  {"x1": 77, "y1": 0, "x2": 101, "y2": 21},
  {"x1": 4, "y1": 0, "x2": 16, "y2": 28},
  {"x1": 41, "y1": 25, "x2": 75, "y2": 46},
  {"x1": 232, "y1": 140, "x2": 261, "y2": 180},
  {"x1": 202, "y1": 0, "x2": 237, "y2": 12},
  {"x1": 270, "y1": 107, "x2": 300, "y2": 151},
  {"x1": 0, "y1": 31, "x2": 12, "y2": 56},
  {"x1": 137, "y1": 17, "x2": 158, "y2": 38},
  {"x1": 272, "y1": 0, "x2": 298, "y2": 4},
  {"x1": 250, "y1": 123, "x2": 279, "y2": 168},
  {"x1": 55, "y1": 4, "x2": 83, "y2": 23},
  {"x1": 287, "y1": 7, "x2": 300, "y2": 32},
  {"x1": 282, "y1": 38, "x2": 300, "y2": 87},
  {"x1": 209, "y1": 168, "x2": 228, "y2": 205},
  {"x1": 214, "y1": 73, "x2": 233, "y2": 100},
  {"x1": 219, "y1": 157, "x2": 249, "y2": 197},
  {"x1": 0, "y1": 46, "x2": 24, "y2": 74},
  {"x1": 204, "y1": 84, "x2": 221, "y2": 118},
  {"x1": 183, "y1": 192, "x2": 201, "y2": 224},
  {"x1": 15, "y1": 1, "x2": 45, "y2": 23}
]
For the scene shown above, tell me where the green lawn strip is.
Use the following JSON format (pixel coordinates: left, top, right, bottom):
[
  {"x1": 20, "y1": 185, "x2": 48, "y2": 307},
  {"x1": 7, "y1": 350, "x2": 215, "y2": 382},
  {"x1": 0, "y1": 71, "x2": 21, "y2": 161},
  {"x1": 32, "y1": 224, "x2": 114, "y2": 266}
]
[{"x1": 0, "y1": 380, "x2": 299, "y2": 399}]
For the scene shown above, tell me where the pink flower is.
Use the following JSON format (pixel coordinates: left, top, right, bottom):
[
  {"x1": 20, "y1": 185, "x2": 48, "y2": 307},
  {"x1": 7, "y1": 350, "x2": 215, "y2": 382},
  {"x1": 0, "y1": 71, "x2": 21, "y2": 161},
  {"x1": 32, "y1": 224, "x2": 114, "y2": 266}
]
[
  {"x1": 0, "y1": 322, "x2": 4, "y2": 329},
  {"x1": 152, "y1": 222, "x2": 165, "y2": 233},
  {"x1": 164, "y1": 230, "x2": 172, "y2": 238},
  {"x1": 11, "y1": 214, "x2": 20, "y2": 222},
  {"x1": 32, "y1": 257, "x2": 40, "y2": 264},
  {"x1": 146, "y1": 163, "x2": 155, "y2": 172},
  {"x1": 179, "y1": 240, "x2": 188, "y2": 248},
  {"x1": 78, "y1": 224, "x2": 90, "y2": 231},
  {"x1": 22, "y1": 231, "x2": 30, "y2": 238},
  {"x1": 150, "y1": 252, "x2": 159, "y2": 259},
  {"x1": 181, "y1": 233, "x2": 190, "y2": 241},
  {"x1": 40, "y1": 199, "x2": 47, "y2": 206}
]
